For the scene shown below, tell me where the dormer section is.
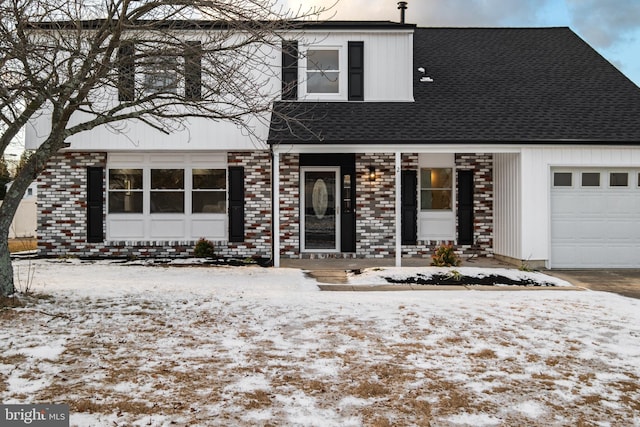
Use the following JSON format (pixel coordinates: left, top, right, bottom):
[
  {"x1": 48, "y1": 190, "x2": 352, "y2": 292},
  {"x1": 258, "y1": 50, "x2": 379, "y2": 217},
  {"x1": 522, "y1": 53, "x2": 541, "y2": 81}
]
[{"x1": 280, "y1": 22, "x2": 415, "y2": 102}]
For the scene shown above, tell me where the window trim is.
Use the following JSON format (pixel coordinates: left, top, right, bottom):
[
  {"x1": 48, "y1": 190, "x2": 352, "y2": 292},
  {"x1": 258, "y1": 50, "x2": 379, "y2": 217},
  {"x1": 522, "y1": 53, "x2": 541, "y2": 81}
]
[
  {"x1": 301, "y1": 45, "x2": 346, "y2": 100},
  {"x1": 118, "y1": 42, "x2": 203, "y2": 100},
  {"x1": 609, "y1": 171, "x2": 629, "y2": 188},
  {"x1": 108, "y1": 168, "x2": 144, "y2": 214},
  {"x1": 580, "y1": 172, "x2": 601, "y2": 188},
  {"x1": 417, "y1": 154, "x2": 456, "y2": 241},
  {"x1": 106, "y1": 153, "x2": 228, "y2": 241},
  {"x1": 141, "y1": 56, "x2": 180, "y2": 95},
  {"x1": 419, "y1": 167, "x2": 454, "y2": 211},
  {"x1": 553, "y1": 172, "x2": 573, "y2": 188}
]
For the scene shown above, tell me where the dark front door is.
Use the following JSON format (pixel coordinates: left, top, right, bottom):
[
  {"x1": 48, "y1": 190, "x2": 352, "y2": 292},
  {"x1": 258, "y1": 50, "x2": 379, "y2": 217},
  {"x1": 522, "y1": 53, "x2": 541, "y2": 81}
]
[
  {"x1": 300, "y1": 154, "x2": 356, "y2": 253},
  {"x1": 302, "y1": 168, "x2": 339, "y2": 251}
]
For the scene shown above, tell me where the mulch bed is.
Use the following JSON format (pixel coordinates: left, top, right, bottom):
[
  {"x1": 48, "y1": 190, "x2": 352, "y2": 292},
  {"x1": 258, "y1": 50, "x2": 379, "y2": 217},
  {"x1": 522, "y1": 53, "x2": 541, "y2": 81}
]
[{"x1": 383, "y1": 272, "x2": 557, "y2": 287}]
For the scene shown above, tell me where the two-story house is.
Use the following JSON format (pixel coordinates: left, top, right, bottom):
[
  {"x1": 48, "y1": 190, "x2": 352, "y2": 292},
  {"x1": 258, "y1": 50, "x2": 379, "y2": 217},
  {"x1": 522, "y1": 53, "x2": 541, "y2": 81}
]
[{"x1": 27, "y1": 19, "x2": 640, "y2": 268}]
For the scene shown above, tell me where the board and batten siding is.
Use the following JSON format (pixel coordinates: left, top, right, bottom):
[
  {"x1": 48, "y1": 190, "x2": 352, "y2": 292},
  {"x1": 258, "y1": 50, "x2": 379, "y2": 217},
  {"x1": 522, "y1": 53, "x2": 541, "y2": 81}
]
[
  {"x1": 293, "y1": 30, "x2": 414, "y2": 102},
  {"x1": 520, "y1": 146, "x2": 640, "y2": 265},
  {"x1": 493, "y1": 153, "x2": 521, "y2": 261}
]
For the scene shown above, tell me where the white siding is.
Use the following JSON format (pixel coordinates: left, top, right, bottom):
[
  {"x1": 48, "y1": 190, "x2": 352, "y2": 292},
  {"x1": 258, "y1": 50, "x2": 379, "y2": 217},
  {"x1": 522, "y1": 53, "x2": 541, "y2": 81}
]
[
  {"x1": 521, "y1": 146, "x2": 640, "y2": 265},
  {"x1": 493, "y1": 153, "x2": 521, "y2": 260},
  {"x1": 295, "y1": 31, "x2": 413, "y2": 102},
  {"x1": 26, "y1": 29, "x2": 414, "y2": 153}
]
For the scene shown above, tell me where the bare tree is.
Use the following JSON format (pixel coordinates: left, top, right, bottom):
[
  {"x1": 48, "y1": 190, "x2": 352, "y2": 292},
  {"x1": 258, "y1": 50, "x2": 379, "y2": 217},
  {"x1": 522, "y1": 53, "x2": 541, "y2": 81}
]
[{"x1": 0, "y1": 0, "x2": 327, "y2": 296}]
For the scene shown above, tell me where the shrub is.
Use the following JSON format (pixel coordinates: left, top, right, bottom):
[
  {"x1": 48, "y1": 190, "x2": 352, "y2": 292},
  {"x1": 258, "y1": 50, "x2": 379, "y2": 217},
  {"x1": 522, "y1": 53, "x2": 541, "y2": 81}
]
[
  {"x1": 193, "y1": 238, "x2": 215, "y2": 258},
  {"x1": 431, "y1": 244, "x2": 461, "y2": 267}
]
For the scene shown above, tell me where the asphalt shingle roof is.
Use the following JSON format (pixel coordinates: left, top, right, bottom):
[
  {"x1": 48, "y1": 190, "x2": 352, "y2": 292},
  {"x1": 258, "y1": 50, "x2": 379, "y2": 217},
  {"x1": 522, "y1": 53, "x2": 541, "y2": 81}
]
[{"x1": 269, "y1": 27, "x2": 640, "y2": 144}]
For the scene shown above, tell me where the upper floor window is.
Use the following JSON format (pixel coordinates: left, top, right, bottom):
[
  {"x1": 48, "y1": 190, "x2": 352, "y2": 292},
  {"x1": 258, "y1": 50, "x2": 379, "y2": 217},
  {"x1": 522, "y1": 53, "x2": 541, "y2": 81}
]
[
  {"x1": 117, "y1": 41, "x2": 202, "y2": 102},
  {"x1": 143, "y1": 57, "x2": 179, "y2": 94},
  {"x1": 306, "y1": 49, "x2": 340, "y2": 94},
  {"x1": 282, "y1": 41, "x2": 364, "y2": 101}
]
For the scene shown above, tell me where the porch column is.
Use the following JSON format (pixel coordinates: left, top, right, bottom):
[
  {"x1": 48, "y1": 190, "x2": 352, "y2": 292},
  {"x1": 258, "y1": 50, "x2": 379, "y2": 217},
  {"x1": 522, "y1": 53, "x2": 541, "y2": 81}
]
[
  {"x1": 395, "y1": 151, "x2": 402, "y2": 267},
  {"x1": 273, "y1": 151, "x2": 280, "y2": 268}
]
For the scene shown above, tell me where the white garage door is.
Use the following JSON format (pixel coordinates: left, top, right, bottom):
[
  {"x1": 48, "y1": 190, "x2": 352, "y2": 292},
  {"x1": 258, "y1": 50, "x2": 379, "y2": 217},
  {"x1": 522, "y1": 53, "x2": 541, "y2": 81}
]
[{"x1": 550, "y1": 169, "x2": 640, "y2": 268}]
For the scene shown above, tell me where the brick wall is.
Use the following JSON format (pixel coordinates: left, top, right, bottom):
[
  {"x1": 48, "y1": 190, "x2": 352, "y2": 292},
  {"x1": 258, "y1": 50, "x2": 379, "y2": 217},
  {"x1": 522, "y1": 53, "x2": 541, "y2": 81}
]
[
  {"x1": 37, "y1": 152, "x2": 107, "y2": 257},
  {"x1": 355, "y1": 153, "x2": 396, "y2": 258},
  {"x1": 37, "y1": 151, "x2": 492, "y2": 261},
  {"x1": 37, "y1": 151, "x2": 271, "y2": 259},
  {"x1": 401, "y1": 153, "x2": 494, "y2": 259},
  {"x1": 455, "y1": 153, "x2": 493, "y2": 256},
  {"x1": 279, "y1": 154, "x2": 300, "y2": 258},
  {"x1": 225, "y1": 151, "x2": 272, "y2": 257}
]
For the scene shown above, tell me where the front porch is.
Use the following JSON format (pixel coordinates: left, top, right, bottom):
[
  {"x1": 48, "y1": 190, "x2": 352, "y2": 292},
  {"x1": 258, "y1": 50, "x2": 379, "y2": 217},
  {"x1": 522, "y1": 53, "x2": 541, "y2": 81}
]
[{"x1": 272, "y1": 147, "x2": 520, "y2": 267}]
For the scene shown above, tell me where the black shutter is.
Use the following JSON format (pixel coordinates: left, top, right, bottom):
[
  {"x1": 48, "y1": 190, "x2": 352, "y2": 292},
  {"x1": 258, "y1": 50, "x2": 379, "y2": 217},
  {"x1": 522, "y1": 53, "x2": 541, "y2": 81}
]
[
  {"x1": 348, "y1": 41, "x2": 364, "y2": 101},
  {"x1": 458, "y1": 170, "x2": 474, "y2": 245},
  {"x1": 281, "y1": 41, "x2": 298, "y2": 100},
  {"x1": 184, "y1": 41, "x2": 202, "y2": 101},
  {"x1": 87, "y1": 167, "x2": 104, "y2": 243},
  {"x1": 401, "y1": 170, "x2": 417, "y2": 245},
  {"x1": 118, "y1": 41, "x2": 135, "y2": 102},
  {"x1": 228, "y1": 167, "x2": 244, "y2": 242}
]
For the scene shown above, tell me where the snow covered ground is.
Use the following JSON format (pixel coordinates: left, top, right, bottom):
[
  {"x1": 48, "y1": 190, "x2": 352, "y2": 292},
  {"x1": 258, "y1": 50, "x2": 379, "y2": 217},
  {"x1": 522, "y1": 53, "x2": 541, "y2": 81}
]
[{"x1": 2, "y1": 259, "x2": 640, "y2": 426}]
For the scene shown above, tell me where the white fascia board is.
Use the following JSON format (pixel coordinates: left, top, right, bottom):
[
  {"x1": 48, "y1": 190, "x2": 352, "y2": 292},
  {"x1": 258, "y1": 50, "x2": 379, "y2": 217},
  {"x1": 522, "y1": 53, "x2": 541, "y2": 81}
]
[{"x1": 271, "y1": 144, "x2": 523, "y2": 154}]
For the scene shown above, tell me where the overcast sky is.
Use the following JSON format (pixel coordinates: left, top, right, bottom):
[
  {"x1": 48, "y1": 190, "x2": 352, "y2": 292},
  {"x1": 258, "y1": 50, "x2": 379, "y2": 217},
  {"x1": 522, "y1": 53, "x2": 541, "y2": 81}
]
[{"x1": 282, "y1": 0, "x2": 640, "y2": 87}]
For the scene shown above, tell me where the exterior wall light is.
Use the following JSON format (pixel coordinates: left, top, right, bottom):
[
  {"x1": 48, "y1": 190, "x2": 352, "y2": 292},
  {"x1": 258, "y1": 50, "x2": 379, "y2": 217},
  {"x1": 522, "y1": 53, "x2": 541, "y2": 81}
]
[{"x1": 368, "y1": 166, "x2": 376, "y2": 182}]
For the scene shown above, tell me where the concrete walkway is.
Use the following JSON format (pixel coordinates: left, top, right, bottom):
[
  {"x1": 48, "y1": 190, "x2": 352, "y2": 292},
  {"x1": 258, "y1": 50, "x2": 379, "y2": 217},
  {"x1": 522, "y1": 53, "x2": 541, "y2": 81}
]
[
  {"x1": 285, "y1": 258, "x2": 640, "y2": 299},
  {"x1": 285, "y1": 257, "x2": 584, "y2": 292}
]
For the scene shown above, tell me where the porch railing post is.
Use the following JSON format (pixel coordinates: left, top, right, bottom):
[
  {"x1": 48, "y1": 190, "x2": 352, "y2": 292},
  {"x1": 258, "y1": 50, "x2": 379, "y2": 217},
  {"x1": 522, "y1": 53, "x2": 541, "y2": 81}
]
[
  {"x1": 273, "y1": 151, "x2": 280, "y2": 268},
  {"x1": 395, "y1": 151, "x2": 402, "y2": 267}
]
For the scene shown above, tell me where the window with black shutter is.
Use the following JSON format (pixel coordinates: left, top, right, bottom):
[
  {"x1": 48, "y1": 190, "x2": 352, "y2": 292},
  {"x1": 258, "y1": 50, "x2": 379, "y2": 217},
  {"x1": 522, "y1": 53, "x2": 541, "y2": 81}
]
[
  {"x1": 228, "y1": 167, "x2": 245, "y2": 242},
  {"x1": 118, "y1": 42, "x2": 135, "y2": 102},
  {"x1": 401, "y1": 170, "x2": 417, "y2": 245},
  {"x1": 348, "y1": 41, "x2": 364, "y2": 101},
  {"x1": 457, "y1": 170, "x2": 474, "y2": 245},
  {"x1": 281, "y1": 41, "x2": 298, "y2": 100},
  {"x1": 184, "y1": 41, "x2": 202, "y2": 101},
  {"x1": 87, "y1": 167, "x2": 104, "y2": 243}
]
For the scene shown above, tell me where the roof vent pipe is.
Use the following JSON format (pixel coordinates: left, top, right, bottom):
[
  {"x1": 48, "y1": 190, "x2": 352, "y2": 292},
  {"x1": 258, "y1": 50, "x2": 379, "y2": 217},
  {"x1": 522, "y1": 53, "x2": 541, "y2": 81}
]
[{"x1": 397, "y1": 1, "x2": 408, "y2": 23}]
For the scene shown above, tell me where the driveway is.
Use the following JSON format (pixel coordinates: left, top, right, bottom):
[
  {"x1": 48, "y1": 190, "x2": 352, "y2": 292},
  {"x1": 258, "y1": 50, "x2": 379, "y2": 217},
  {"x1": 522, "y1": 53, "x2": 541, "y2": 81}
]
[{"x1": 546, "y1": 269, "x2": 640, "y2": 299}]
